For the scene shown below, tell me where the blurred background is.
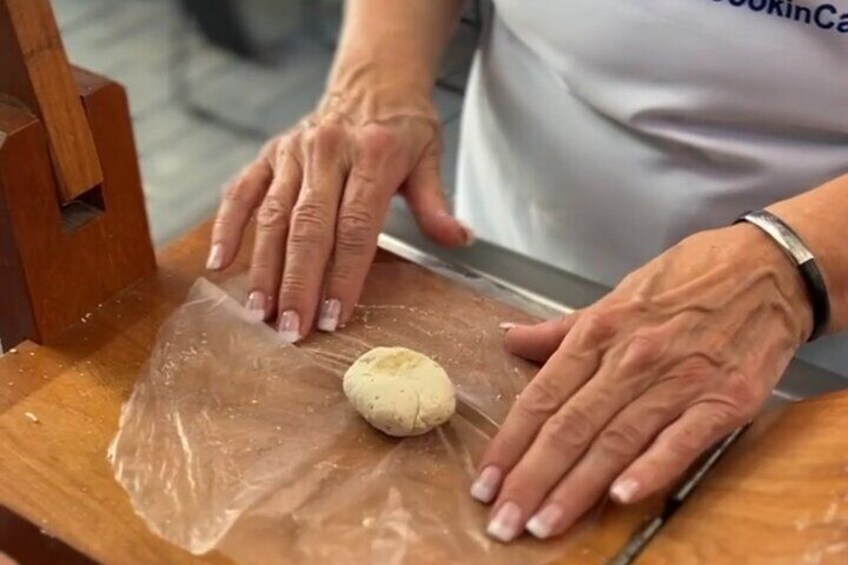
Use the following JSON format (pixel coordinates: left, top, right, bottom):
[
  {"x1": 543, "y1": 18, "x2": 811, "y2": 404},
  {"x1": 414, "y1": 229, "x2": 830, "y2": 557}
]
[
  {"x1": 51, "y1": 0, "x2": 848, "y2": 397},
  {"x1": 54, "y1": 0, "x2": 482, "y2": 245}
]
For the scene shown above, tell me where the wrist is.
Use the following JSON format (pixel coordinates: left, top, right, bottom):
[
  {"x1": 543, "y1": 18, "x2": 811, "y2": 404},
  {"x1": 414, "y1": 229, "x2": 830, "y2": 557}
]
[
  {"x1": 320, "y1": 56, "x2": 438, "y2": 126},
  {"x1": 767, "y1": 198, "x2": 847, "y2": 332},
  {"x1": 329, "y1": 44, "x2": 437, "y2": 91},
  {"x1": 732, "y1": 223, "x2": 815, "y2": 343}
]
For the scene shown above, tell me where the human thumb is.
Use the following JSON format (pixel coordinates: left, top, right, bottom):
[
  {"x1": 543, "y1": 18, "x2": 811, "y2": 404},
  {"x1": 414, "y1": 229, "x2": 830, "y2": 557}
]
[
  {"x1": 402, "y1": 151, "x2": 474, "y2": 248},
  {"x1": 503, "y1": 313, "x2": 581, "y2": 364}
]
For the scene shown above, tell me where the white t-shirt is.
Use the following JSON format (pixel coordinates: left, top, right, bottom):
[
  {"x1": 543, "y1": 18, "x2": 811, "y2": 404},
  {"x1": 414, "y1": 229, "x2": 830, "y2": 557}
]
[{"x1": 456, "y1": 0, "x2": 848, "y2": 376}]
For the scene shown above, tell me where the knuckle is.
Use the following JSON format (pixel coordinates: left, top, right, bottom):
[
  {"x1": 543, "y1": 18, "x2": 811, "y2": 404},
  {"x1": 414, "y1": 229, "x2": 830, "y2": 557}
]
[
  {"x1": 359, "y1": 125, "x2": 397, "y2": 156},
  {"x1": 663, "y1": 355, "x2": 719, "y2": 385},
  {"x1": 539, "y1": 405, "x2": 595, "y2": 453},
  {"x1": 212, "y1": 215, "x2": 236, "y2": 232},
  {"x1": 552, "y1": 342, "x2": 593, "y2": 366},
  {"x1": 273, "y1": 143, "x2": 299, "y2": 169},
  {"x1": 222, "y1": 175, "x2": 255, "y2": 205},
  {"x1": 708, "y1": 404, "x2": 743, "y2": 430},
  {"x1": 621, "y1": 295, "x2": 651, "y2": 315},
  {"x1": 280, "y1": 272, "x2": 309, "y2": 296},
  {"x1": 577, "y1": 310, "x2": 616, "y2": 344},
  {"x1": 279, "y1": 132, "x2": 301, "y2": 156},
  {"x1": 666, "y1": 426, "x2": 702, "y2": 460},
  {"x1": 301, "y1": 128, "x2": 320, "y2": 151},
  {"x1": 537, "y1": 426, "x2": 584, "y2": 455},
  {"x1": 256, "y1": 195, "x2": 291, "y2": 231},
  {"x1": 249, "y1": 258, "x2": 275, "y2": 274},
  {"x1": 516, "y1": 377, "x2": 566, "y2": 417},
  {"x1": 619, "y1": 331, "x2": 664, "y2": 373},
  {"x1": 597, "y1": 421, "x2": 645, "y2": 459},
  {"x1": 667, "y1": 406, "x2": 738, "y2": 460},
  {"x1": 348, "y1": 167, "x2": 380, "y2": 192},
  {"x1": 304, "y1": 124, "x2": 344, "y2": 153},
  {"x1": 336, "y1": 206, "x2": 376, "y2": 255},
  {"x1": 327, "y1": 265, "x2": 354, "y2": 287},
  {"x1": 289, "y1": 202, "x2": 332, "y2": 247},
  {"x1": 723, "y1": 372, "x2": 761, "y2": 416}
]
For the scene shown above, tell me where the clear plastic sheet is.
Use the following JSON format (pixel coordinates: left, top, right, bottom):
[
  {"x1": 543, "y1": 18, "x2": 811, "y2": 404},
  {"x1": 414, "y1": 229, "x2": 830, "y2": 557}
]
[{"x1": 109, "y1": 264, "x2": 592, "y2": 564}]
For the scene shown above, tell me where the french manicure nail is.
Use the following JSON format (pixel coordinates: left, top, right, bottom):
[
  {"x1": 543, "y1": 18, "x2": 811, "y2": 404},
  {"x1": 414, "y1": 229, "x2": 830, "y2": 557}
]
[
  {"x1": 486, "y1": 501, "x2": 522, "y2": 543},
  {"x1": 470, "y1": 466, "x2": 502, "y2": 503},
  {"x1": 278, "y1": 310, "x2": 300, "y2": 344},
  {"x1": 206, "y1": 244, "x2": 224, "y2": 270},
  {"x1": 526, "y1": 503, "x2": 563, "y2": 540},
  {"x1": 317, "y1": 299, "x2": 341, "y2": 332},
  {"x1": 610, "y1": 477, "x2": 640, "y2": 504},
  {"x1": 246, "y1": 291, "x2": 266, "y2": 322},
  {"x1": 499, "y1": 322, "x2": 518, "y2": 331}
]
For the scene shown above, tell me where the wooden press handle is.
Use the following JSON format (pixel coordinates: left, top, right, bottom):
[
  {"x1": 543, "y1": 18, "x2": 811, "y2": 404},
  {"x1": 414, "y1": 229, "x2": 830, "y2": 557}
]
[{"x1": 0, "y1": 0, "x2": 103, "y2": 203}]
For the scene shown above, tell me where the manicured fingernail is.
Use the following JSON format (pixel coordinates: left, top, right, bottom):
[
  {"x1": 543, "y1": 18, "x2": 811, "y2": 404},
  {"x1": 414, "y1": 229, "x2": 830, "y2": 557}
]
[
  {"x1": 206, "y1": 244, "x2": 224, "y2": 270},
  {"x1": 499, "y1": 322, "x2": 518, "y2": 331},
  {"x1": 278, "y1": 310, "x2": 300, "y2": 343},
  {"x1": 246, "y1": 291, "x2": 266, "y2": 322},
  {"x1": 526, "y1": 503, "x2": 563, "y2": 540},
  {"x1": 486, "y1": 501, "x2": 522, "y2": 543},
  {"x1": 459, "y1": 220, "x2": 476, "y2": 247},
  {"x1": 470, "y1": 466, "x2": 502, "y2": 503},
  {"x1": 317, "y1": 299, "x2": 341, "y2": 332},
  {"x1": 611, "y1": 477, "x2": 640, "y2": 504}
]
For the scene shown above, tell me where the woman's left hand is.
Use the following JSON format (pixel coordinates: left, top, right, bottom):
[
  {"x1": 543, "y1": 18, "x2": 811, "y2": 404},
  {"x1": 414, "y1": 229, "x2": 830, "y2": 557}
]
[{"x1": 473, "y1": 223, "x2": 814, "y2": 542}]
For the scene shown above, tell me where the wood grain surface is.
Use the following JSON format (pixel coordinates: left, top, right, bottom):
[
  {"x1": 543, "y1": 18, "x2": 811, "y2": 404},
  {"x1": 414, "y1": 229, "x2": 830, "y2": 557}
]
[
  {"x1": 0, "y1": 0, "x2": 102, "y2": 202},
  {"x1": 0, "y1": 224, "x2": 226, "y2": 565},
  {"x1": 1, "y1": 218, "x2": 844, "y2": 564},
  {"x1": 0, "y1": 221, "x2": 663, "y2": 564},
  {"x1": 638, "y1": 391, "x2": 848, "y2": 564},
  {"x1": 0, "y1": 67, "x2": 156, "y2": 348}
]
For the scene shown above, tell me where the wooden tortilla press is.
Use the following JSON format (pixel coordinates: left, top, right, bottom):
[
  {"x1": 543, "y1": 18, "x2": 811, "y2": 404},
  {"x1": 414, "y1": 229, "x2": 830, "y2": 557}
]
[{"x1": 0, "y1": 0, "x2": 156, "y2": 350}]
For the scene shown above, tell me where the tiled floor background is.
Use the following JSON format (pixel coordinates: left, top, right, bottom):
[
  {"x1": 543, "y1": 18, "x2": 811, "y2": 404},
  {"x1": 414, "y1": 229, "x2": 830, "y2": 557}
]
[{"x1": 54, "y1": 0, "x2": 471, "y2": 245}]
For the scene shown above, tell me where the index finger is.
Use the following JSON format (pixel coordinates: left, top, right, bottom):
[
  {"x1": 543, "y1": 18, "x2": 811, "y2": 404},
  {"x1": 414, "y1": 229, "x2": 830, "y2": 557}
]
[
  {"x1": 319, "y1": 134, "x2": 396, "y2": 331},
  {"x1": 470, "y1": 312, "x2": 615, "y2": 504},
  {"x1": 276, "y1": 126, "x2": 347, "y2": 341},
  {"x1": 208, "y1": 159, "x2": 273, "y2": 270}
]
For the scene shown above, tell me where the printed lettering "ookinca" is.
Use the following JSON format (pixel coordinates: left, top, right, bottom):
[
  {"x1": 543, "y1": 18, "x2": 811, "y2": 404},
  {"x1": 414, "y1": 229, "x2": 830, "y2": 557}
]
[{"x1": 712, "y1": 0, "x2": 848, "y2": 32}]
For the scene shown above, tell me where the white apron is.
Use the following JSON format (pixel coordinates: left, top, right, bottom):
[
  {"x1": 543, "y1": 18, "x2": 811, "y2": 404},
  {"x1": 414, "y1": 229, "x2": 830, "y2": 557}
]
[{"x1": 456, "y1": 0, "x2": 848, "y2": 376}]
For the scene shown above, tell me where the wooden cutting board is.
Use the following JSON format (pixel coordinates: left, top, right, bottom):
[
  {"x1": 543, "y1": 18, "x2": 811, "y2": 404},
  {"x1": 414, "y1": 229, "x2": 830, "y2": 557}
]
[
  {"x1": 0, "y1": 220, "x2": 663, "y2": 564},
  {"x1": 637, "y1": 391, "x2": 848, "y2": 564}
]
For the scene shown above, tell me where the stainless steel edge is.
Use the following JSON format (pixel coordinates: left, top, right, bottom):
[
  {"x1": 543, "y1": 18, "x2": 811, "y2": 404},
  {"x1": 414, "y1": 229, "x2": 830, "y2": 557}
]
[
  {"x1": 380, "y1": 203, "x2": 845, "y2": 564},
  {"x1": 382, "y1": 204, "x2": 847, "y2": 400}
]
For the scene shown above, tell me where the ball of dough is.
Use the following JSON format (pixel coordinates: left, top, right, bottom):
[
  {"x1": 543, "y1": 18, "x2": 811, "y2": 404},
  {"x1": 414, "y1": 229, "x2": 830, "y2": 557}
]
[{"x1": 343, "y1": 346, "x2": 456, "y2": 437}]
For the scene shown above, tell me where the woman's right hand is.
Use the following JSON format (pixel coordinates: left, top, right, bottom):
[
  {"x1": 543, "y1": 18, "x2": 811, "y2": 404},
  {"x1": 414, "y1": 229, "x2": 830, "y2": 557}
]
[{"x1": 207, "y1": 86, "x2": 473, "y2": 342}]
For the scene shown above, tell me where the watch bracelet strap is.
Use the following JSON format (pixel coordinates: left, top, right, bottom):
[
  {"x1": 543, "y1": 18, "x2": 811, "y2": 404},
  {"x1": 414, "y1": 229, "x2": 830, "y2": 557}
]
[{"x1": 735, "y1": 210, "x2": 830, "y2": 342}]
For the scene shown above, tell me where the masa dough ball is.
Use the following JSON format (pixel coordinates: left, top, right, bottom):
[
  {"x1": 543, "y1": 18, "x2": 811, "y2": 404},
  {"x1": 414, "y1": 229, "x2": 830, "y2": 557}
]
[{"x1": 343, "y1": 346, "x2": 456, "y2": 437}]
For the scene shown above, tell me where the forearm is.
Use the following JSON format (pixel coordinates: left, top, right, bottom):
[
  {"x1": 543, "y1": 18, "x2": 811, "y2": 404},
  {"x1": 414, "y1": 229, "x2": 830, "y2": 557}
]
[
  {"x1": 323, "y1": 0, "x2": 464, "y2": 114},
  {"x1": 768, "y1": 172, "x2": 848, "y2": 332}
]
